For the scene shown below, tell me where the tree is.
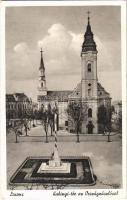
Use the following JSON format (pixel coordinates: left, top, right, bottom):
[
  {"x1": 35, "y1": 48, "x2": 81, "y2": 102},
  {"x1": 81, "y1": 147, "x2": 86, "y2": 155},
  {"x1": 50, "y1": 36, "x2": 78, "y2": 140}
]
[
  {"x1": 98, "y1": 104, "x2": 112, "y2": 134},
  {"x1": 40, "y1": 104, "x2": 50, "y2": 143},
  {"x1": 117, "y1": 109, "x2": 122, "y2": 133},
  {"x1": 41, "y1": 108, "x2": 49, "y2": 143},
  {"x1": 40, "y1": 103, "x2": 58, "y2": 142},
  {"x1": 34, "y1": 109, "x2": 38, "y2": 126},
  {"x1": 67, "y1": 101, "x2": 87, "y2": 142},
  {"x1": 47, "y1": 104, "x2": 54, "y2": 136},
  {"x1": 8, "y1": 120, "x2": 24, "y2": 143},
  {"x1": 24, "y1": 119, "x2": 30, "y2": 136}
]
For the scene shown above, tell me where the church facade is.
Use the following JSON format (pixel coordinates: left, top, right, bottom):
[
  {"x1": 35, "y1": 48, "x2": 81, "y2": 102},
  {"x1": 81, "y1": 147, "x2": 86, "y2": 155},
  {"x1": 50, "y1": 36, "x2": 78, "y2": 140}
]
[{"x1": 37, "y1": 15, "x2": 111, "y2": 134}]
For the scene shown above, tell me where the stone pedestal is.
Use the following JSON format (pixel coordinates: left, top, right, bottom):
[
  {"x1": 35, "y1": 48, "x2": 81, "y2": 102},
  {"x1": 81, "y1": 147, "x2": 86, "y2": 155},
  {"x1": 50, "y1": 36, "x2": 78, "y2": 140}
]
[
  {"x1": 37, "y1": 142, "x2": 71, "y2": 174},
  {"x1": 37, "y1": 162, "x2": 71, "y2": 174}
]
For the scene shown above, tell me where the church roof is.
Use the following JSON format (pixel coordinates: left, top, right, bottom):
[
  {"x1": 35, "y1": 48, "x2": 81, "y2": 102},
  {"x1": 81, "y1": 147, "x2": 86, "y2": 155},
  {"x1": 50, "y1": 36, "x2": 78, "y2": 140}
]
[
  {"x1": 38, "y1": 82, "x2": 111, "y2": 102},
  {"x1": 97, "y1": 83, "x2": 111, "y2": 99},
  {"x1": 38, "y1": 90, "x2": 72, "y2": 102},
  {"x1": 68, "y1": 83, "x2": 81, "y2": 100},
  {"x1": 82, "y1": 15, "x2": 97, "y2": 52},
  {"x1": 39, "y1": 48, "x2": 45, "y2": 71}
]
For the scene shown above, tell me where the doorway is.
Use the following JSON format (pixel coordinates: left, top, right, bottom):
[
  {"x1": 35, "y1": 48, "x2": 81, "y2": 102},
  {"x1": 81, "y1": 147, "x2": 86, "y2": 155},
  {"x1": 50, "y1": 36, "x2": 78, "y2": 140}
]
[{"x1": 87, "y1": 121, "x2": 94, "y2": 134}]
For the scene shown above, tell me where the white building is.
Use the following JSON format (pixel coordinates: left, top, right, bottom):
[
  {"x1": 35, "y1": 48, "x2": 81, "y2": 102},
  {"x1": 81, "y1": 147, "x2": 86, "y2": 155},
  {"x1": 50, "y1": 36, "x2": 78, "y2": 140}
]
[{"x1": 37, "y1": 14, "x2": 111, "y2": 134}]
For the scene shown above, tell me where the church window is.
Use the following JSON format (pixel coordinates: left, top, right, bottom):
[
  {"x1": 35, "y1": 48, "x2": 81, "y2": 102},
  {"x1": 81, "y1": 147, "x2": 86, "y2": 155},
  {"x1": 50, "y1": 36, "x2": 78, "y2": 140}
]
[
  {"x1": 88, "y1": 88, "x2": 91, "y2": 96},
  {"x1": 41, "y1": 82, "x2": 43, "y2": 88},
  {"x1": 88, "y1": 108, "x2": 92, "y2": 117},
  {"x1": 88, "y1": 83, "x2": 91, "y2": 87},
  {"x1": 88, "y1": 63, "x2": 91, "y2": 72}
]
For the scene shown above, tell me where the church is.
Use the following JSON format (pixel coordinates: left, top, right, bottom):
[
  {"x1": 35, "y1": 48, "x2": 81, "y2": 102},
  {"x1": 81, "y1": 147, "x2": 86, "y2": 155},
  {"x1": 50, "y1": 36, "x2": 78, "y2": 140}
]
[{"x1": 37, "y1": 14, "x2": 111, "y2": 134}]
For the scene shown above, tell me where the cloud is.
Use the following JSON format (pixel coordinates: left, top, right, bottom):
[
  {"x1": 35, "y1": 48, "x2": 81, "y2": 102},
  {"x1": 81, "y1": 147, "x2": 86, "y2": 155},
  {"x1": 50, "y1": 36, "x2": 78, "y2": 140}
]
[
  {"x1": 7, "y1": 42, "x2": 38, "y2": 81},
  {"x1": 38, "y1": 24, "x2": 72, "y2": 58},
  {"x1": 38, "y1": 23, "x2": 83, "y2": 58},
  {"x1": 13, "y1": 42, "x2": 29, "y2": 53},
  {"x1": 69, "y1": 31, "x2": 82, "y2": 54},
  {"x1": 37, "y1": 23, "x2": 82, "y2": 76},
  {"x1": 38, "y1": 23, "x2": 120, "y2": 76},
  {"x1": 7, "y1": 23, "x2": 121, "y2": 101}
]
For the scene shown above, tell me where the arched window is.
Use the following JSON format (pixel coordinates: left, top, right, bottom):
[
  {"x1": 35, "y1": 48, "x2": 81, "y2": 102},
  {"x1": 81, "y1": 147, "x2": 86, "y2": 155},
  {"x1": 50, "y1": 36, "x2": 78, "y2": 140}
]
[
  {"x1": 41, "y1": 82, "x2": 43, "y2": 88},
  {"x1": 88, "y1": 88, "x2": 91, "y2": 96},
  {"x1": 88, "y1": 63, "x2": 91, "y2": 72},
  {"x1": 88, "y1": 108, "x2": 92, "y2": 118}
]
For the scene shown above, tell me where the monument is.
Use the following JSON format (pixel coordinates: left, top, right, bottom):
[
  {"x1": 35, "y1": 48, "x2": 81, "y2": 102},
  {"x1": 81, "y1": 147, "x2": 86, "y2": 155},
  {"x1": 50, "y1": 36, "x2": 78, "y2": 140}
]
[
  {"x1": 38, "y1": 111, "x2": 71, "y2": 174},
  {"x1": 9, "y1": 102, "x2": 96, "y2": 188}
]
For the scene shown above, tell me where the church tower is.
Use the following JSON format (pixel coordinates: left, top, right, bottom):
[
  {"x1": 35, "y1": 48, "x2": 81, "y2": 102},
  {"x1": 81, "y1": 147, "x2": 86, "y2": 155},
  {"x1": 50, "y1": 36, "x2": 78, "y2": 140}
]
[
  {"x1": 38, "y1": 48, "x2": 47, "y2": 96},
  {"x1": 81, "y1": 12, "x2": 98, "y2": 134}
]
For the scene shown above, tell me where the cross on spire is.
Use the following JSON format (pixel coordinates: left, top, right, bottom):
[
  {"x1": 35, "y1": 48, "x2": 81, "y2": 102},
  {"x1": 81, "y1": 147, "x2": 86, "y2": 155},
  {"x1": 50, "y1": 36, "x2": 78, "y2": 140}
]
[
  {"x1": 87, "y1": 11, "x2": 90, "y2": 22},
  {"x1": 40, "y1": 48, "x2": 43, "y2": 53},
  {"x1": 40, "y1": 48, "x2": 43, "y2": 57}
]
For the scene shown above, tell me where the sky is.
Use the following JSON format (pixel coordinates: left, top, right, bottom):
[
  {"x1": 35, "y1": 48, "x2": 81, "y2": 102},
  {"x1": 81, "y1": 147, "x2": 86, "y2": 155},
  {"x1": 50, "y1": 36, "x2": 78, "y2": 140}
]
[{"x1": 6, "y1": 6, "x2": 121, "y2": 102}]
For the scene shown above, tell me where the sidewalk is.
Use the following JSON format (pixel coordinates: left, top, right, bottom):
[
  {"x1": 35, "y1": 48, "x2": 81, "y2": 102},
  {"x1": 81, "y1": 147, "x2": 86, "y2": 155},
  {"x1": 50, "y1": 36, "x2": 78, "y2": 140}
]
[
  {"x1": 7, "y1": 125, "x2": 121, "y2": 143},
  {"x1": 24, "y1": 125, "x2": 121, "y2": 143}
]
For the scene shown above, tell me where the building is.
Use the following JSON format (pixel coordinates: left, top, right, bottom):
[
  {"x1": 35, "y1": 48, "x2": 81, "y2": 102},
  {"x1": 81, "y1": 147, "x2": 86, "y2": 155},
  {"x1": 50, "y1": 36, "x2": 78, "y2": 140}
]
[
  {"x1": 37, "y1": 14, "x2": 111, "y2": 134},
  {"x1": 111, "y1": 101, "x2": 122, "y2": 132},
  {"x1": 6, "y1": 93, "x2": 32, "y2": 120},
  {"x1": 6, "y1": 94, "x2": 17, "y2": 119},
  {"x1": 38, "y1": 49, "x2": 71, "y2": 130}
]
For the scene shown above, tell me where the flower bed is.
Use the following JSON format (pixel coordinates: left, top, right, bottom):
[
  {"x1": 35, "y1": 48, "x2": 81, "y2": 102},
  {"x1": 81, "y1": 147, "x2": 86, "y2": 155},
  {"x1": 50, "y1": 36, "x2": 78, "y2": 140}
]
[{"x1": 10, "y1": 156, "x2": 96, "y2": 186}]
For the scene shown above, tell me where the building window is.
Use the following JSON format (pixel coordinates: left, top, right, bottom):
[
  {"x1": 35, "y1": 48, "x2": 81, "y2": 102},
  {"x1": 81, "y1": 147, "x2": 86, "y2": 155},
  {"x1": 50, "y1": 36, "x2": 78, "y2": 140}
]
[
  {"x1": 41, "y1": 82, "x2": 43, "y2": 87},
  {"x1": 65, "y1": 121, "x2": 68, "y2": 126},
  {"x1": 88, "y1": 83, "x2": 91, "y2": 87},
  {"x1": 88, "y1": 88, "x2": 91, "y2": 96},
  {"x1": 88, "y1": 63, "x2": 91, "y2": 72},
  {"x1": 88, "y1": 108, "x2": 92, "y2": 117}
]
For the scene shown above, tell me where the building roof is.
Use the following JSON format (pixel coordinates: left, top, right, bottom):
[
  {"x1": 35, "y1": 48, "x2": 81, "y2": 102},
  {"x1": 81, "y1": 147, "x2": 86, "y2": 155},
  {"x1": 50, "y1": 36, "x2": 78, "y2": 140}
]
[
  {"x1": 6, "y1": 93, "x2": 31, "y2": 102},
  {"x1": 38, "y1": 80, "x2": 111, "y2": 102},
  {"x1": 14, "y1": 93, "x2": 30, "y2": 102},
  {"x1": 38, "y1": 90, "x2": 72, "y2": 102},
  {"x1": 97, "y1": 82, "x2": 111, "y2": 99},
  {"x1": 82, "y1": 16, "x2": 97, "y2": 52},
  {"x1": 39, "y1": 48, "x2": 45, "y2": 71},
  {"x1": 112, "y1": 100, "x2": 122, "y2": 106},
  {"x1": 6, "y1": 94, "x2": 16, "y2": 102},
  {"x1": 68, "y1": 83, "x2": 81, "y2": 100}
]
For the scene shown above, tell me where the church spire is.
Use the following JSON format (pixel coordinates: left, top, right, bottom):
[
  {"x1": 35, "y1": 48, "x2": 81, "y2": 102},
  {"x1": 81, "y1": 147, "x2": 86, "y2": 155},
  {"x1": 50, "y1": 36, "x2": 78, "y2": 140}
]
[
  {"x1": 38, "y1": 48, "x2": 47, "y2": 96},
  {"x1": 39, "y1": 48, "x2": 45, "y2": 71},
  {"x1": 82, "y1": 12, "x2": 97, "y2": 53}
]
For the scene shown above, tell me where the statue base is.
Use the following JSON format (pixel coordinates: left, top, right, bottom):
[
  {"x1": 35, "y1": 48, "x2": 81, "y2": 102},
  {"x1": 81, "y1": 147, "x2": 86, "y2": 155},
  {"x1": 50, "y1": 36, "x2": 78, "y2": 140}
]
[{"x1": 37, "y1": 162, "x2": 71, "y2": 174}]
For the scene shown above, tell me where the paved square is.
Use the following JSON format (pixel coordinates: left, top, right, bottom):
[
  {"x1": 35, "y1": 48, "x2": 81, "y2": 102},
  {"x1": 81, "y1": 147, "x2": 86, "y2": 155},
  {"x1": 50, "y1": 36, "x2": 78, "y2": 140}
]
[{"x1": 7, "y1": 125, "x2": 122, "y2": 189}]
